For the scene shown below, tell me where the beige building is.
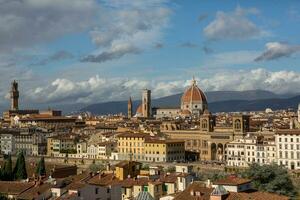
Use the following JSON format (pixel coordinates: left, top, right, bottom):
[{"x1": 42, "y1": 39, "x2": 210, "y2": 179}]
[
  {"x1": 164, "y1": 113, "x2": 250, "y2": 161},
  {"x1": 226, "y1": 135, "x2": 276, "y2": 168},
  {"x1": 275, "y1": 129, "x2": 300, "y2": 170},
  {"x1": 47, "y1": 134, "x2": 78, "y2": 156}
]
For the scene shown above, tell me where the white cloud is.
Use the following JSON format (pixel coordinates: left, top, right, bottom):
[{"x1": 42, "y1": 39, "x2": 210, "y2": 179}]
[
  {"x1": 25, "y1": 68, "x2": 300, "y2": 105},
  {"x1": 0, "y1": 0, "x2": 99, "y2": 53},
  {"x1": 204, "y1": 50, "x2": 260, "y2": 67},
  {"x1": 255, "y1": 42, "x2": 300, "y2": 61},
  {"x1": 201, "y1": 68, "x2": 300, "y2": 94},
  {"x1": 81, "y1": 0, "x2": 171, "y2": 62},
  {"x1": 203, "y1": 6, "x2": 266, "y2": 40}
]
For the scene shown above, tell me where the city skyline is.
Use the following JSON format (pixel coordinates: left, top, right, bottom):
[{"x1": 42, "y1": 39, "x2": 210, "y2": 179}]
[{"x1": 1, "y1": 0, "x2": 300, "y2": 108}]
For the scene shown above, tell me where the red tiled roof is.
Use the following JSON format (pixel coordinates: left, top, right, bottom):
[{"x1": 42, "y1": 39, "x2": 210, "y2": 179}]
[
  {"x1": 227, "y1": 191, "x2": 289, "y2": 200},
  {"x1": 117, "y1": 132, "x2": 150, "y2": 138},
  {"x1": 275, "y1": 129, "x2": 300, "y2": 135},
  {"x1": 174, "y1": 182, "x2": 289, "y2": 200},
  {"x1": 0, "y1": 181, "x2": 34, "y2": 195},
  {"x1": 17, "y1": 182, "x2": 52, "y2": 199},
  {"x1": 181, "y1": 80, "x2": 207, "y2": 104},
  {"x1": 87, "y1": 173, "x2": 120, "y2": 186},
  {"x1": 214, "y1": 176, "x2": 251, "y2": 186},
  {"x1": 121, "y1": 177, "x2": 149, "y2": 188}
]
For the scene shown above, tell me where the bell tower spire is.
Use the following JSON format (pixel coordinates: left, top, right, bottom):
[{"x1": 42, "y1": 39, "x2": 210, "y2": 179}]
[{"x1": 128, "y1": 96, "x2": 133, "y2": 119}]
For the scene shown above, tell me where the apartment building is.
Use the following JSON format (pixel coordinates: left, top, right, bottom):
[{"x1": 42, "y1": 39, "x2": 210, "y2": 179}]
[
  {"x1": 117, "y1": 132, "x2": 148, "y2": 161},
  {"x1": 47, "y1": 134, "x2": 79, "y2": 156},
  {"x1": 275, "y1": 129, "x2": 300, "y2": 170},
  {"x1": 226, "y1": 135, "x2": 276, "y2": 167},
  {"x1": 0, "y1": 130, "x2": 17, "y2": 155},
  {"x1": 144, "y1": 139, "x2": 185, "y2": 162}
]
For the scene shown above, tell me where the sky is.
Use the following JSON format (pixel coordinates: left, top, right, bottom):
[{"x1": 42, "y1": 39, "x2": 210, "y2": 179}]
[{"x1": 1, "y1": 0, "x2": 300, "y2": 109}]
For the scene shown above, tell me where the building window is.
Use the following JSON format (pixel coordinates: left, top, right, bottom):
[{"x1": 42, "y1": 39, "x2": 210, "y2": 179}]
[
  {"x1": 202, "y1": 119, "x2": 208, "y2": 129},
  {"x1": 234, "y1": 119, "x2": 241, "y2": 130},
  {"x1": 95, "y1": 188, "x2": 98, "y2": 194}
]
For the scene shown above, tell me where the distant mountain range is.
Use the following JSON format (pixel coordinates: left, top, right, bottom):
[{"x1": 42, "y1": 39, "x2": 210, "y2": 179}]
[
  {"x1": 0, "y1": 90, "x2": 298, "y2": 115},
  {"x1": 80, "y1": 90, "x2": 300, "y2": 115}
]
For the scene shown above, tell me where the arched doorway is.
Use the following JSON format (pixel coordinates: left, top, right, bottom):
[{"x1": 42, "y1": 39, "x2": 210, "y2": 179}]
[
  {"x1": 217, "y1": 143, "x2": 224, "y2": 161},
  {"x1": 211, "y1": 143, "x2": 217, "y2": 161}
]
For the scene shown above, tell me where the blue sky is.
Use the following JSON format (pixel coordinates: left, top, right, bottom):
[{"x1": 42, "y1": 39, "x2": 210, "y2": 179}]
[{"x1": 1, "y1": 0, "x2": 300, "y2": 107}]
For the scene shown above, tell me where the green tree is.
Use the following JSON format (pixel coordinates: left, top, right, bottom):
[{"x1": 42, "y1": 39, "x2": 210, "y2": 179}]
[
  {"x1": 2, "y1": 154, "x2": 13, "y2": 181},
  {"x1": 13, "y1": 151, "x2": 27, "y2": 180},
  {"x1": 0, "y1": 193, "x2": 8, "y2": 200},
  {"x1": 165, "y1": 166, "x2": 176, "y2": 173},
  {"x1": 89, "y1": 162, "x2": 105, "y2": 174},
  {"x1": 242, "y1": 163, "x2": 297, "y2": 198},
  {"x1": 36, "y1": 157, "x2": 46, "y2": 177}
]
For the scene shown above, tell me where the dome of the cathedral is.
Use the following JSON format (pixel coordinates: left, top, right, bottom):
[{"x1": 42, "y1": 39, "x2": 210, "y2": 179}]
[
  {"x1": 136, "y1": 104, "x2": 142, "y2": 114},
  {"x1": 181, "y1": 78, "x2": 207, "y2": 104}
]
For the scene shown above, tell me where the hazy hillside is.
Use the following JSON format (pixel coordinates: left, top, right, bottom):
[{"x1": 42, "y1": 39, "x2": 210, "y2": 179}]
[
  {"x1": 209, "y1": 95, "x2": 300, "y2": 112},
  {"x1": 80, "y1": 90, "x2": 297, "y2": 115}
]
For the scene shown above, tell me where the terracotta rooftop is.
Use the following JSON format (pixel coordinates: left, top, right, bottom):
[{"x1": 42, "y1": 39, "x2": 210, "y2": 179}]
[
  {"x1": 174, "y1": 182, "x2": 212, "y2": 200},
  {"x1": 0, "y1": 181, "x2": 35, "y2": 195},
  {"x1": 66, "y1": 182, "x2": 87, "y2": 191},
  {"x1": 181, "y1": 79, "x2": 207, "y2": 104},
  {"x1": 214, "y1": 176, "x2": 251, "y2": 186},
  {"x1": 117, "y1": 132, "x2": 150, "y2": 138},
  {"x1": 121, "y1": 177, "x2": 149, "y2": 188},
  {"x1": 275, "y1": 129, "x2": 300, "y2": 135},
  {"x1": 17, "y1": 182, "x2": 52, "y2": 199},
  {"x1": 174, "y1": 182, "x2": 289, "y2": 200},
  {"x1": 87, "y1": 173, "x2": 120, "y2": 186},
  {"x1": 226, "y1": 190, "x2": 289, "y2": 200}
]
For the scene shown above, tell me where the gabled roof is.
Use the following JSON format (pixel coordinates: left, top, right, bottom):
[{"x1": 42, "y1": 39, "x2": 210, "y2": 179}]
[{"x1": 87, "y1": 173, "x2": 120, "y2": 186}]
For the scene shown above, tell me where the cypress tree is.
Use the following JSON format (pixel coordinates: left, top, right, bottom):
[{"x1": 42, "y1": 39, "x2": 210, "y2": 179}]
[
  {"x1": 2, "y1": 154, "x2": 12, "y2": 181},
  {"x1": 36, "y1": 157, "x2": 46, "y2": 177},
  {"x1": 13, "y1": 151, "x2": 27, "y2": 180}
]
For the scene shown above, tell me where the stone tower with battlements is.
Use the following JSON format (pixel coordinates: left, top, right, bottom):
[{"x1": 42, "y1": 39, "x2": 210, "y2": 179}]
[{"x1": 10, "y1": 80, "x2": 19, "y2": 111}]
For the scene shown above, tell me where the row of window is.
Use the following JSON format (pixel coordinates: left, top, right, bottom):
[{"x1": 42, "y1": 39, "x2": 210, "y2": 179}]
[
  {"x1": 279, "y1": 144, "x2": 300, "y2": 150},
  {"x1": 278, "y1": 151, "x2": 300, "y2": 159},
  {"x1": 278, "y1": 137, "x2": 300, "y2": 143}
]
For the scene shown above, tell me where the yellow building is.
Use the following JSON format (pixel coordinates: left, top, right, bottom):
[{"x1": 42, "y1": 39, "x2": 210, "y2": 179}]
[
  {"x1": 144, "y1": 139, "x2": 185, "y2": 162},
  {"x1": 117, "y1": 132, "x2": 149, "y2": 161},
  {"x1": 115, "y1": 160, "x2": 142, "y2": 181}
]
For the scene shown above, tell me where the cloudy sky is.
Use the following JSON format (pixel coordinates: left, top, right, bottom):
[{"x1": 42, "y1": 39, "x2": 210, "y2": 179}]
[{"x1": 1, "y1": 0, "x2": 300, "y2": 109}]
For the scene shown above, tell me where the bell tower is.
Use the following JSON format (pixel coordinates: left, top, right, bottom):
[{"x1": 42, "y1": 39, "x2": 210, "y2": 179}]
[
  {"x1": 199, "y1": 110, "x2": 216, "y2": 132},
  {"x1": 128, "y1": 96, "x2": 133, "y2": 119},
  {"x1": 142, "y1": 89, "x2": 151, "y2": 118},
  {"x1": 232, "y1": 115, "x2": 250, "y2": 134},
  {"x1": 10, "y1": 80, "x2": 19, "y2": 111}
]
